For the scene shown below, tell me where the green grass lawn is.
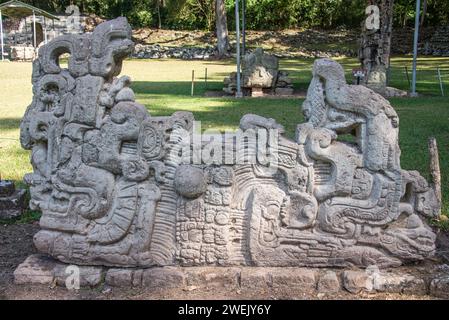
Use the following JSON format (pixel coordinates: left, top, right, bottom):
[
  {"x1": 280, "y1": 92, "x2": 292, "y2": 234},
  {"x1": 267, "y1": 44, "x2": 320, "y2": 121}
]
[{"x1": 0, "y1": 56, "x2": 448, "y2": 222}]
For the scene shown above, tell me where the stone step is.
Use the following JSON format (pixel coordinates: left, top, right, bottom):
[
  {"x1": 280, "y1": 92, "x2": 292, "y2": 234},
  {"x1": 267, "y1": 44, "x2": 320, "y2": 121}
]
[{"x1": 13, "y1": 254, "x2": 449, "y2": 299}]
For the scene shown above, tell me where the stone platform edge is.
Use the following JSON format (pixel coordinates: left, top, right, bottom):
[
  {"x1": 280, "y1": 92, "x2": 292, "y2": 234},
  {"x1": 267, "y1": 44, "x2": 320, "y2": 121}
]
[{"x1": 13, "y1": 254, "x2": 449, "y2": 298}]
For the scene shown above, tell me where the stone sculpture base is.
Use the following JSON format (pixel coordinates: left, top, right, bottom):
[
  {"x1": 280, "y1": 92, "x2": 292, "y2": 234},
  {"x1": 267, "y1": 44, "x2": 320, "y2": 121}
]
[
  {"x1": 251, "y1": 87, "x2": 264, "y2": 97},
  {"x1": 14, "y1": 254, "x2": 449, "y2": 298}
]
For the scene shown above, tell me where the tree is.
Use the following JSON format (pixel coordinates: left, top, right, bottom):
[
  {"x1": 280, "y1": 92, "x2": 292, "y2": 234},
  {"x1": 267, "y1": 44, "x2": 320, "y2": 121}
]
[
  {"x1": 420, "y1": 0, "x2": 427, "y2": 26},
  {"x1": 359, "y1": 0, "x2": 394, "y2": 94},
  {"x1": 215, "y1": 0, "x2": 229, "y2": 58}
]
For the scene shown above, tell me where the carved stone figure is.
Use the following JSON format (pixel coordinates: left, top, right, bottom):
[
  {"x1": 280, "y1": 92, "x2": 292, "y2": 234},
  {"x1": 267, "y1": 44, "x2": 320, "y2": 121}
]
[
  {"x1": 223, "y1": 48, "x2": 294, "y2": 96},
  {"x1": 20, "y1": 18, "x2": 439, "y2": 270}
]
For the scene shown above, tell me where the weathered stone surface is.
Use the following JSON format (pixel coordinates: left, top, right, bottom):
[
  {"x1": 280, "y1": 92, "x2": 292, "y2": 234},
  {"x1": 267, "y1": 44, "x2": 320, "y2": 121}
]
[
  {"x1": 17, "y1": 18, "x2": 439, "y2": 275},
  {"x1": 343, "y1": 270, "x2": 373, "y2": 294},
  {"x1": 14, "y1": 254, "x2": 55, "y2": 285},
  {"x1": 240, "y1": 268, "x2": 271, "y2": 290},
  {"x1": 14, "y1": 254, "x2": 104, "y2": 288},
  {"x1": 53, "y1": 264, "x2": 104, "y2": 288},
  {"x1": 317, "y1": 271, "x2": 340, "y2": 293},
  {"x1": 185, "y1": 267, "x2": 240, "y2": 289},
  {"x1": 271, "y1": 268, "x2": 316, "y2": 290},
  {"x1": 385, "y1": 86, "x2": 408, "y2": 97},
  {"x1": 223, "y1": 48, "x2": 294, "y2": 95},
  {"x1": 13, "y1": 259, "x2": 448, "y2": 298},
  {"x1": 0, "y1": 181, "x2": 27, "y2": 219},
  {"x1": 142, "y1": 267, "x2": 185, "y2": 289},
  {"x1": 242, "y1": 48, "x2": 278, "y2": 88},
  {"x1": 430, "y1": 275, "x2": 449, "y2": 298},
  {"x1": 105, "y1": 269, "x2": 133, "y2": 287},
  {"x1": 373, "y1": 272, "x2": 427, "y2": 294},
  {"x1": 0, "y1": 180, "x2": 15, "y2": 196}
]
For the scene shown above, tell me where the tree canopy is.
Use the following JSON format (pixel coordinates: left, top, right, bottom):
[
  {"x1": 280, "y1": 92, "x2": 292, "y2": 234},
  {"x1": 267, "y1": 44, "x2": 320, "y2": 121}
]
[{"x1": 1, "y1": 0, "x2": 448, "y2": 30}]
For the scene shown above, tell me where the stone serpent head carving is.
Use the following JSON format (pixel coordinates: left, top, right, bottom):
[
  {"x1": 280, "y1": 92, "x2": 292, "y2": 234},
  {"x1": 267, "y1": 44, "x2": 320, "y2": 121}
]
[{"x1": 20, "y1": 19, "x2": 440, "y2": 269}]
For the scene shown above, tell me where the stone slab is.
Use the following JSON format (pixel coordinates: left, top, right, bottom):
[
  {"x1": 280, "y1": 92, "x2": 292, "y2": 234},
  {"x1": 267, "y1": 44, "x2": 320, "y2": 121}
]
[
  {"x1": 430, "y1": 275, "x2": 449, "y2": 299},
  {"x1": 14, "y1": 254, "x2": 56, "y2": 285},
  {"x1": 14, "y1": 254, "x2": 449, "y2": 298},
  {"x1": 317, "y1": 271, "x2": 340, "y2": 293}
]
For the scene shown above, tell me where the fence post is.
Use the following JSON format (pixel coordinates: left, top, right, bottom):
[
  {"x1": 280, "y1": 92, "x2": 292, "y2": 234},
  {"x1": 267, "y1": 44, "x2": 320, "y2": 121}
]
[
  {"x1": 405, "y1": 66, "x2": 411, "y2": 89},
  {"x1": 437, "y1": 68, "x2": 444, "y2": 97},
  {"x1": 205, "y1": 68, "x2": 208, "y2": 90},
  {"x1": 191, "y1": 70, "x2": 195, "y2": 96}
]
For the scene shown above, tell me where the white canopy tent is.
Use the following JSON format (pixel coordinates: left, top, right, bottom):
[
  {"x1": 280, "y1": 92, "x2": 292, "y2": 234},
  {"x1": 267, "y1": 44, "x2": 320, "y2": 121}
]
[{"x1": 0, "y1": 0, "x2": 59, "y2": 60}]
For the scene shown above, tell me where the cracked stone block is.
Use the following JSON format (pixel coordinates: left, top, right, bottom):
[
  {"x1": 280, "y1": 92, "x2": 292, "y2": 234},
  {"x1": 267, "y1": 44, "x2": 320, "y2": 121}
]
[
  {"x1": 185, "y1": 267, "x2": 240, "y2": 289},
  {"x1": 142, "y1": 267, "x2": 185, "y2": 289},
  {"x1": 343, "y1": 270, "x2": 373, "y2": 294},
  {"x1": 430, "y1": 275, "x2": 449, "y2": 299},
  {"x1": 270, "y1": 268, "x2": 316, "y2": 290},
  {"x1": 373, "y1": 273, "x2": 427, "y2": 295},
  {"x1": 317, "y1": 271, "x2": 340, "y2": 293},
  {"x1": 53, "y1": 264, "x2": 104, "y2": 288},
  {"x1": 105, "y1": 269, "x2": 133, "y2": 287},
  {"x1": 14, "y1": 254, "x2": 56, "y2": 285},
  {"x1": 240, "y1": 268, "x2": 271, "y2": 290}
]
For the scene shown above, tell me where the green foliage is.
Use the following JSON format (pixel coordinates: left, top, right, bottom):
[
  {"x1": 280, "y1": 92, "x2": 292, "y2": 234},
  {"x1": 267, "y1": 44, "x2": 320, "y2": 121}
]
[
  {"x1": 225, "y1": 0, "x2": 366, "y2": 30},
  {"x1": 164, "y1": 0, "x2": 215, "y2": 30},
  {"x1": 131, "y1": 9, "x2": 153, "y2": 27},
  {"x1": 1, "y1": 0, "x2": 449, "y2": 34},
  {"x1": 1, "y1": 0, "x2": 448, "y2": 30}
]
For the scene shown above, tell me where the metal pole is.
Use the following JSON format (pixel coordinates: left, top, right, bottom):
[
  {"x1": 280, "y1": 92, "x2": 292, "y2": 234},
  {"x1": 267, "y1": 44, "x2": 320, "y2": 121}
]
[
  {"x1": 205, "y1": 68, "x2": 208, "y2": 89},
  {"x1": 0, "y1": 10, "x2": 4, "y2": 61},
  {"x1": 411, "y1": 0, "x2": 421, "y2": 96},
  {"x1": 242, "y1": 0, "x2": 246, "y2": 56},
  {"x1": 235, "y1": 0, "x2": 242, "y2": 98},
  {"x1": 32, "y1": 10, "x2": 36, "y2": 48}
]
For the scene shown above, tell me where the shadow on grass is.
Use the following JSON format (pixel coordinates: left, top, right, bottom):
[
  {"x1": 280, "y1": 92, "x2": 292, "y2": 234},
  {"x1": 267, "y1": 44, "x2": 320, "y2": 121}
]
[
  {"x1": 132, "y1": 81, "x2": 224, "y2": 96},
  {"x1": 0, "y1": 118, "x2": 22, "y2": 131}
]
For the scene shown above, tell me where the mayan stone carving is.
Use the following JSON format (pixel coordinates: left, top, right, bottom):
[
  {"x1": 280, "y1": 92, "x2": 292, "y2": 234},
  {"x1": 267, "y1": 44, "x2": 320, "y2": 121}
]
[
  {"x1": 20, "y1": 18, "x2": 440, "y2": 270},
  {"x1": 223, "y1": 48, "x2": 294, "y2": 96}
]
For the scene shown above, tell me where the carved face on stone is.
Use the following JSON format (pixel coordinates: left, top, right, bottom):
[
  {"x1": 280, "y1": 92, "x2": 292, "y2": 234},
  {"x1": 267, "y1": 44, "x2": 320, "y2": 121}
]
[
  {"x1": 312, "y1": 58, "x2": 346, "y2": 85},
  {"x1": 18, "y1": 21, "x2": 439, "y2": 270}
]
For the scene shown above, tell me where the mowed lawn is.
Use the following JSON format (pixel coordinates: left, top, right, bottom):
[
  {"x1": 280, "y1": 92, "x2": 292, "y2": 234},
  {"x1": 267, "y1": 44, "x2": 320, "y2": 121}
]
[{"x1": 0, "y1": 57, "x2": 448, "y2": 216}]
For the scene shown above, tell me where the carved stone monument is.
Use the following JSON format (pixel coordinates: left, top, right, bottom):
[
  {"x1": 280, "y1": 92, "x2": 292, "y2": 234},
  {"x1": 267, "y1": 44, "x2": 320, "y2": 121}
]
[
  {"x1": 223, "y1": 48, "x2": 294, "y2": 96},
  {"x1": 18, "y1": 18, "x2": 439, "y2": 275}
]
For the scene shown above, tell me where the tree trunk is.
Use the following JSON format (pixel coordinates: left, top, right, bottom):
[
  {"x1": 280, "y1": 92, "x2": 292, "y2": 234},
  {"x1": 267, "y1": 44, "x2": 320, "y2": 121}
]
[
  {"x1": 421, "y1": 0, "x2": 428, "y2": 26},
  {"x1": 215, "y1": 0, "x2": 230, "y2": 58},
  {"x1": 156, "y1": 0, "x2": 162, "y2": 29},
  {"x1": 359, "y1": 0, "x2": 394, "y2": 95},
  {"x1": 428, "y1": 137, "x2": 442, "y2": 213}
]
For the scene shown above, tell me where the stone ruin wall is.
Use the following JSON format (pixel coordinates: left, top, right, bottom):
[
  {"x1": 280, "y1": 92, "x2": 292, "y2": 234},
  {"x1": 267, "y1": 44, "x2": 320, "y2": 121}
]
[{"x1": 19, "y1": 18, "x2": 441, "y2": 271}]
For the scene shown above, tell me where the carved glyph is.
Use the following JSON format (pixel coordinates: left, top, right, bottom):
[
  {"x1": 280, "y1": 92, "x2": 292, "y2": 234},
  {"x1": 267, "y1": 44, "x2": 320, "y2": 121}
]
[{"x1": 21, "y1": 18, "x2": 439, "y2": 269}]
